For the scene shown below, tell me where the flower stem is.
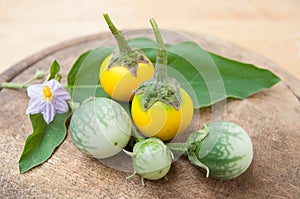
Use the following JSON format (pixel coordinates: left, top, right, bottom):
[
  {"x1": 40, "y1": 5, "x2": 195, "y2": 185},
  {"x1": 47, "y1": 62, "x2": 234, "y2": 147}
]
[
  {"x1": 149, "y1": 18, "x2": 168, "y2": 82},
  {"x1": 0, "y1": 82, "x2": 28, "y2": 89},
  {"x1": 103, "y1": 13, "x2": 132, "y2": 54},
  {"x1": 0, "y1": 70, "x2": 46, "y2": 89}
]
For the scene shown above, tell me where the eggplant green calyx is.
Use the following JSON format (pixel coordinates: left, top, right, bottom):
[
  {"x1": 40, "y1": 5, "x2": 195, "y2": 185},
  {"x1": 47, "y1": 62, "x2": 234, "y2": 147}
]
[
  {"x1": 135, "y1": 18, "x2": 181, "y2": 111},
  {"x1": 186, "y1": 127, "x2": 209, "y2": 153},
  {"x1": 108, "y1": 48, "x2": 150, "y2": 76},
  {"x1": 103, "y1": 13, "x2": 149, "y2": 76},
  {"x1": 135, "y1": 76, "x2": 181, "y2": 111},
  {"x1": 186, "y1": 127, "x2": 210, "y2": 177},
  {"x1": 167, "y1": 127, "x2": 208, "y2": 155},
  {"x1": 167, "y1": 126, "x2": 210, "y2": 177}
]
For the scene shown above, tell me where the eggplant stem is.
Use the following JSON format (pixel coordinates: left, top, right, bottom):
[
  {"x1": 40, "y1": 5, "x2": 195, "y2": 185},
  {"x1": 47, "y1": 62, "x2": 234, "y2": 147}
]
[
  {"x1": 132, "y1": 125, "x2": 145, "y2": 143},
  {"x1": 167, "y1": 143, "x2": 188, "y2": 156},
  {"x1": 103, "y1": 13, "x2": 132, "y2": 54},
  {"x1": 149, "y1": 18, "x2": 168, "y2": 82}
]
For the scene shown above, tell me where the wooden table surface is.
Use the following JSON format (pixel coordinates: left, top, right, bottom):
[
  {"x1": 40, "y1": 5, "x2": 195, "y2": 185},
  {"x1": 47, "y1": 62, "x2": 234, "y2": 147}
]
[
  {"x1": 1, "y1": 28, "x2": 299, "y2": 199},
  {"x1": 0, "y1": 0, "x2": 300, "y2": 79}
]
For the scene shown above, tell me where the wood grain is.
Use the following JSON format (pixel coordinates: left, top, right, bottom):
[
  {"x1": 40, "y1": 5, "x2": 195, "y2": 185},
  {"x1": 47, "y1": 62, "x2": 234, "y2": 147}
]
[{"x1": 0, "y1": 31, "x2": 299, "y2": 198}]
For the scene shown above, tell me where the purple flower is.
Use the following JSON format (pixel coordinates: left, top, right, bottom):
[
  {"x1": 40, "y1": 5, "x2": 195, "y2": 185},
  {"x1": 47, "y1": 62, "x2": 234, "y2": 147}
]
[{"x1": 26, "y1": 79, "x2": 70, "y2": 124}]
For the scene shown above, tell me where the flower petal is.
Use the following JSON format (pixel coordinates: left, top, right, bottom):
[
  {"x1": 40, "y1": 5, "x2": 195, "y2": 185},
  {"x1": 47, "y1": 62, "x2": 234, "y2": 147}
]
[
  {"x1": 26, "y1": 98, "x2": 42, "y2": 114},
  {"x1": 41, "y1": 101, "x2": 56, "y2": 124},
  {"x1": 54, "y1": 99, "x2": 69, "y2": 114},
  {"x1": 27, "y1": 84, "x2": 44, "y2": 98},
  {"x1": 54, "y1": 90, "x2": 70, "y2": 101},
  {"x1": 25, "y1": 79, "x2": 70, "y2": 124},
  {"x1": 47, "y1": 79, "x2": 70, "y2": 100},
  {"x1": 46, "y1": 79, "x2": 62, "y2": 93}
]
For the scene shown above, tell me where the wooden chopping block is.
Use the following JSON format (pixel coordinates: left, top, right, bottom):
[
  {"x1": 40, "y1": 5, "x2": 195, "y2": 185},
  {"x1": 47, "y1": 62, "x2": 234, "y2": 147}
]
[{"x1": 0, "y1": 30, "x2": 299, "y2": 198}]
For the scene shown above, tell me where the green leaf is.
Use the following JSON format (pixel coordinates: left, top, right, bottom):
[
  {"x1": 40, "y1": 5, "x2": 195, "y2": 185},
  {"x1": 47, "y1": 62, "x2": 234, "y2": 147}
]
[
  {"x1": 67, "y1": 50, "x2": 92, "y2": 86},
  {"x1": 165, "y1": 41, "x2": 281, "y2": 107},
  {"x1": 66, "y1": 37, "x2": 280, "y2": 108},
  {"x1": 18, "y1": 112, "x2": 71, "y2": 173},
  {"x1": 208, "y1": 52, "x2": 281, "y2": 99},
  {"x1": 165, "y1": 42, "x2": 228, "y2": 107},
  {"x1": 48, "y1": 60, "x2": 61, "y2": 81},
  {"x1": 67, "y1": 47, "x2": 113, "y2": 103},
  {"x1": 128, "y1": 37, "x2": 156, "y2": 49}
]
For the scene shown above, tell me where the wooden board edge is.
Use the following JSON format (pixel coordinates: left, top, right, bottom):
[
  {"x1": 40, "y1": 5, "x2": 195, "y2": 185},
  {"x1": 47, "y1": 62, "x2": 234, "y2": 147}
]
[{"x1": 0, "y1": 32, "x2": 110, "y2": 84}]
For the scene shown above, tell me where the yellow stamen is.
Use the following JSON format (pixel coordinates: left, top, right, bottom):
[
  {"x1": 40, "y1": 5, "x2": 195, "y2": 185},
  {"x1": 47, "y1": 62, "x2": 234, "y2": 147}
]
[{"x1": 42, "y1": 86, "x2": 53, "y2": 100}]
